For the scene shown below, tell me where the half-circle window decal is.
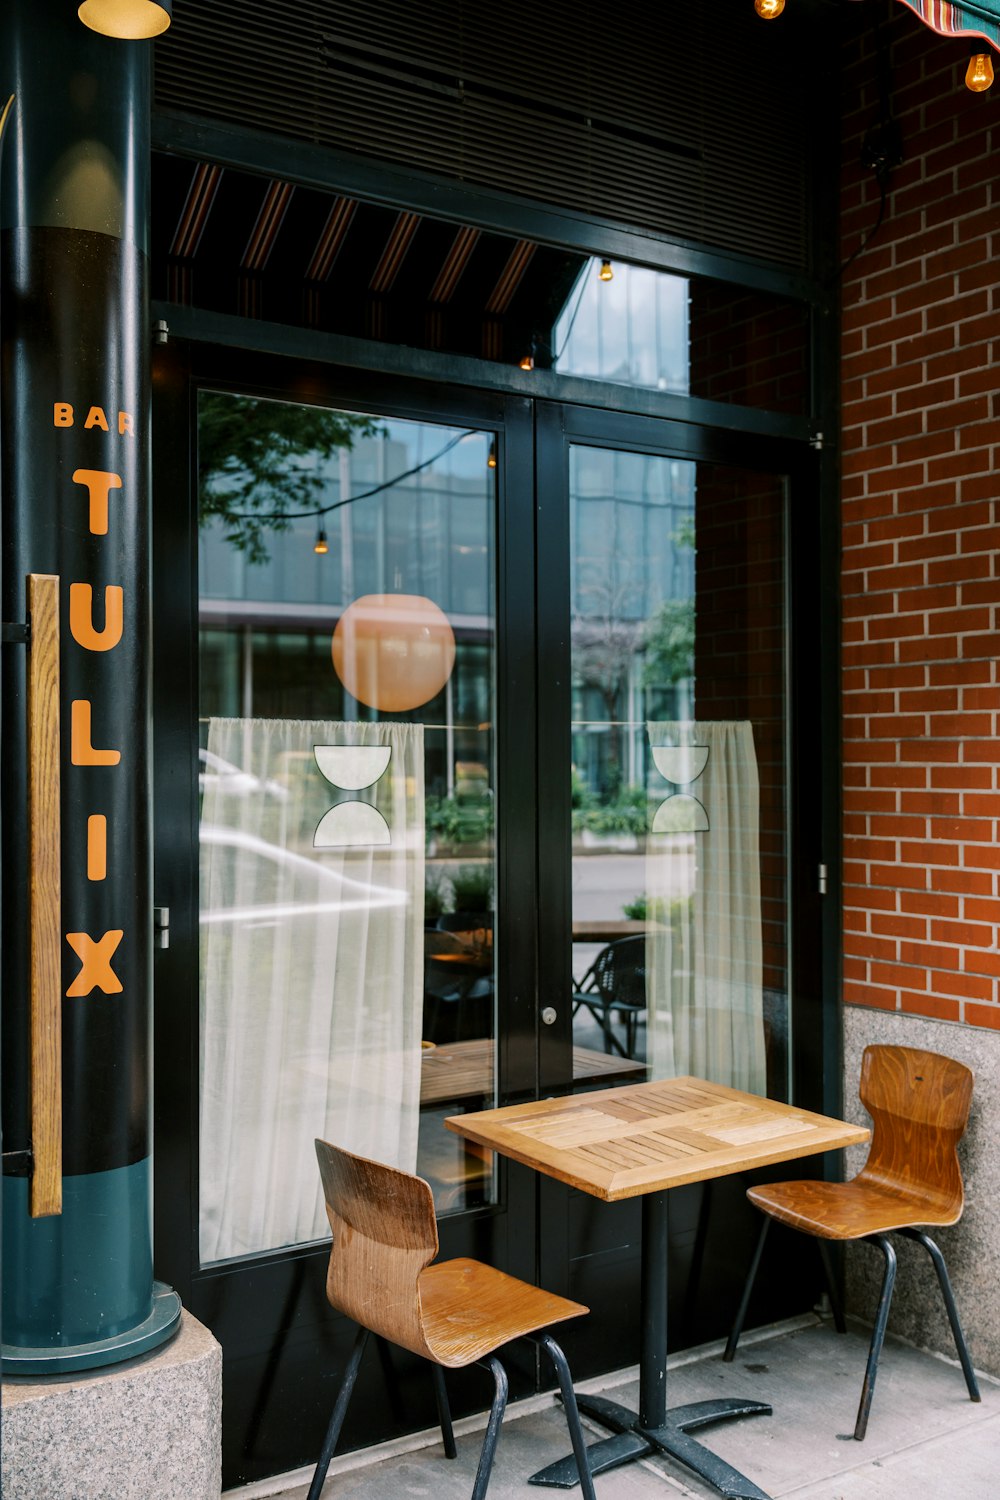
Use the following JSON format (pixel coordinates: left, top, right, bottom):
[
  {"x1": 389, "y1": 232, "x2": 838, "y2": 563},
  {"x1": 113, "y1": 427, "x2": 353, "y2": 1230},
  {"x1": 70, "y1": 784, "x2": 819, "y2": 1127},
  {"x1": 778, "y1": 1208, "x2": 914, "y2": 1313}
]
[{"x1": 314, "y1": 802, "x2": 392, "y2": 848}]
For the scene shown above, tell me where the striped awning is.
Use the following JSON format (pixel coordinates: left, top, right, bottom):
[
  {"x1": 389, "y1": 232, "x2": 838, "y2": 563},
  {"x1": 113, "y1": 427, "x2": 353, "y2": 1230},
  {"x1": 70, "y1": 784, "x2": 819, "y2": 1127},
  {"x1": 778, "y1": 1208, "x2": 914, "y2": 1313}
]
[{"x1": 897, "y1": 0, "x2": 1000, "y2": 52}]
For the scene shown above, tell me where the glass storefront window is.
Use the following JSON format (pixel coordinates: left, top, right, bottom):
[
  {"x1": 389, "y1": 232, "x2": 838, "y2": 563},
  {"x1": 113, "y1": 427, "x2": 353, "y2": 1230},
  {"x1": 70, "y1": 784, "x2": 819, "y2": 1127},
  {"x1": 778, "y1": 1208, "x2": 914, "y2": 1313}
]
[
  {"x1": 568, "y1": 444, "x2": 790, "y2": 1102},
  {"x1": 197, "y1": 392, "x2": 498, "y2": 1262}
]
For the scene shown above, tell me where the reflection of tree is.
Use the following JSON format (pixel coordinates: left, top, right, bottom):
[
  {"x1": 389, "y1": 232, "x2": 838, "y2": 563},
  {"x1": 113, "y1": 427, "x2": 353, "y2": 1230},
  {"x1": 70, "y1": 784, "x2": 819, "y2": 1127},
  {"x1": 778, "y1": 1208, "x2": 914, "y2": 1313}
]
[
  {"x1": 199, "y1": 393, "x2": 382, "y2": 564},
  {"x1": 643, "y1": 596, "x2": 694, "y2": 689},
  {"x1": 644, "y1": 513, "x2": 695, "y2": 691}
]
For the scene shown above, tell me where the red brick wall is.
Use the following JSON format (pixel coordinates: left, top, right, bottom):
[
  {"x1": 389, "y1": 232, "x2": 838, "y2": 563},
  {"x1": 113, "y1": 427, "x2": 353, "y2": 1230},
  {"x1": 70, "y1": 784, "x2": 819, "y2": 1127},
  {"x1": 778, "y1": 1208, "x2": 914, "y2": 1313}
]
[{"x1": 841, "y1": 6, "x2": 1000, "y2": 1031}]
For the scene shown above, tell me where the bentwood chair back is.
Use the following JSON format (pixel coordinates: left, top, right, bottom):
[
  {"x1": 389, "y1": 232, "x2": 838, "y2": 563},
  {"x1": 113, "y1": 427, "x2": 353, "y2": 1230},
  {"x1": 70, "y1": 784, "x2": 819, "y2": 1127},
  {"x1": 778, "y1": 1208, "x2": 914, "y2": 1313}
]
[
  {"x1": 315, "y1": 1140, "x2": 440, "y2": 1362},
  {"x1": 724, "y1": 1045, "x2": 980, "y2": 1440},
  {"x1": 855, "y1": 1043, "x2": 970, "y2": 1220},
  {"x1": 308, "y1": 1140, "x2": 598, "y2": 1500}
]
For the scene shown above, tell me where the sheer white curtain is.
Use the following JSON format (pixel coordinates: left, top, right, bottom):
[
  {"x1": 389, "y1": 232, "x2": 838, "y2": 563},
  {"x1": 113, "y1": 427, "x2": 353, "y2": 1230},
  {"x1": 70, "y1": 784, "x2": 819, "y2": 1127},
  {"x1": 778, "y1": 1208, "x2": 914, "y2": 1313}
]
[
  {"x1": 199, "y1": 717, "x2": 424, "y2": 1263},
  {"x1": 645, "y1": 720, "x2": 766, "y2": 1094}
]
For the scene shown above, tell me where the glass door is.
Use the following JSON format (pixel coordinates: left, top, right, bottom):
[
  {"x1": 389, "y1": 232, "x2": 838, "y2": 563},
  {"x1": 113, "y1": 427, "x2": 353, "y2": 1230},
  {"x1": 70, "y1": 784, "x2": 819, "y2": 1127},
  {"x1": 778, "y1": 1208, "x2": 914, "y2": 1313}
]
[
  {"x1": 197, "y1": 395, "x2": 502, "y2": 1257},
  {"x1": 566, "y1": 441, "x2": 791, "y2": 1097},
  {"x1": 151, "y1": 352, "x2": 538, "y2": 1485},
  {"x1": 536, "y1": 403, "x2": 825, "y2": 1377}
]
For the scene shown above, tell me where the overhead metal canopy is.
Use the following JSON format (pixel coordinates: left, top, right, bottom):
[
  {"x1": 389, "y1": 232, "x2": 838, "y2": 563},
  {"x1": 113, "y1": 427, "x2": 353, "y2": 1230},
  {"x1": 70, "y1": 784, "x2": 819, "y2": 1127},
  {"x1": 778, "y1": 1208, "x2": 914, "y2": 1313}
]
[{"x1": 897, "y1": 0, "x2": 1000, "y2": 52}]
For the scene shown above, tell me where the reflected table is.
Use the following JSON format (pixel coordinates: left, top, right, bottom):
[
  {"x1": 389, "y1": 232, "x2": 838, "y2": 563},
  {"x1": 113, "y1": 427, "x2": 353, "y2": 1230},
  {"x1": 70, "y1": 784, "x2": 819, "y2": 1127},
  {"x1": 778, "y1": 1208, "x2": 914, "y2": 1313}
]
[
  {"x1": 571, "y1": 920, "x2": 649, "y2": 945},
  {"x1": 447, "y1": 1076, "x2": 869, "y2": 1500},
  {"x1": 421, "y1": 1039, "x2": 645, "y2": 1107}
]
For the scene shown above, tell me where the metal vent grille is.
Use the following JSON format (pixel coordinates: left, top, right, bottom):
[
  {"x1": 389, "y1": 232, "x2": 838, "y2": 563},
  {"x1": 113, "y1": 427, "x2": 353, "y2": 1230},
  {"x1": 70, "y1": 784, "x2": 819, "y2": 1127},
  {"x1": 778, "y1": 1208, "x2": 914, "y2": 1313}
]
[{"x1": 154, "y1": 0, "x2": 811, "y2": 269}]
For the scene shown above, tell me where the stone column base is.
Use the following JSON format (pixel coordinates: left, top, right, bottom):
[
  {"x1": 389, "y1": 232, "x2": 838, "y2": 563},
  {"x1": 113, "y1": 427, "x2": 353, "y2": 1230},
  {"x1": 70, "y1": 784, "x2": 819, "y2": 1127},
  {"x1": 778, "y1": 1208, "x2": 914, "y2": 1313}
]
[{"x1": 1, "y1": 1309, "x2": 221, "y2": 1500}]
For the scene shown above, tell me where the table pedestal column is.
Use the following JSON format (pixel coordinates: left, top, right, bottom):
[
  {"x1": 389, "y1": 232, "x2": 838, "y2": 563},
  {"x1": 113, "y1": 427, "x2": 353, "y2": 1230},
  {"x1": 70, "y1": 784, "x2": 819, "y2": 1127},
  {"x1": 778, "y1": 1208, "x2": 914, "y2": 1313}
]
[{"x1": 529, "y1": 1191, "x2": 773, "y2": 1500}]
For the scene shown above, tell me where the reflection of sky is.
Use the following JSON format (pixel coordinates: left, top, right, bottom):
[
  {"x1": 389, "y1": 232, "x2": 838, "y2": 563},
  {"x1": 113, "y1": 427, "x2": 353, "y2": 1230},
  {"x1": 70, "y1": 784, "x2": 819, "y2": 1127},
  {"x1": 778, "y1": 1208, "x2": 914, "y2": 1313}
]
[{"x1": 553, "y1": 260, "x2": 689, "y2": 395}]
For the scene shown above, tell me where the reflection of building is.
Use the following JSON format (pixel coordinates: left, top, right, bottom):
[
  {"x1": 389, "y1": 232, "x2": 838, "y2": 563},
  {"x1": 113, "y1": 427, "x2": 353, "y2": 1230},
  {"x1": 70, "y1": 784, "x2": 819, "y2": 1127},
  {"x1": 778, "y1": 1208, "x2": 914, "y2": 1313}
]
[
  {"x1": 200, "y1": 423, "x2": 494, "y2": 796},
  {"x1": 571, "y1": 448, "x2": 695, "y2": 794}
]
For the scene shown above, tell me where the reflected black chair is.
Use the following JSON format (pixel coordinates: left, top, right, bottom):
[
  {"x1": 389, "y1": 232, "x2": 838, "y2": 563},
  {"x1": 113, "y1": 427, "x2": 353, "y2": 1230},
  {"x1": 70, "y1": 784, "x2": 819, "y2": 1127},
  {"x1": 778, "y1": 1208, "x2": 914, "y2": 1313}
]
[
  {"x1": 423, "y1": 922, "x2": 494, "y2": 1044},
  {"x1": 572, "y1": 935, "x2": 646, "y2": 1058}
]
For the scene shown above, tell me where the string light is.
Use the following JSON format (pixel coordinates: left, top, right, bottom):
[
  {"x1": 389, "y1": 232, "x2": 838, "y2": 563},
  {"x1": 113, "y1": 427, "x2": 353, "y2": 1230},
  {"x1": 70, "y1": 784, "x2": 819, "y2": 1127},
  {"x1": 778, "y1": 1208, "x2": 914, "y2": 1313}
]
[
  {"x1": 314, "y1": 528, "x2": 329, "y2": 555},
  {"x1": 966, "y1": 45, "x2": 994, "y2": 92},
  {"x1": 487, "y1": 442, "x2": 497, "y2": 469},
  {"x1": 599, "y1": 259, "x2": 614, "y2": 281},
  {"x1": 754, "y1": 0, "x2": 785, "y2": 18}
]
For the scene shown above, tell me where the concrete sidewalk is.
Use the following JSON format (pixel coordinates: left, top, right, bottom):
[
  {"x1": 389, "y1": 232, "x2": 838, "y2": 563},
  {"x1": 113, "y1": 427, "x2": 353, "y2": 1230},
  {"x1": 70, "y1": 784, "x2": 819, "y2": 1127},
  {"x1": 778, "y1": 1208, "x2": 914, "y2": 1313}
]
[{"x1": 227, "y1": 1316, "x2": 999, "y2": 1500}]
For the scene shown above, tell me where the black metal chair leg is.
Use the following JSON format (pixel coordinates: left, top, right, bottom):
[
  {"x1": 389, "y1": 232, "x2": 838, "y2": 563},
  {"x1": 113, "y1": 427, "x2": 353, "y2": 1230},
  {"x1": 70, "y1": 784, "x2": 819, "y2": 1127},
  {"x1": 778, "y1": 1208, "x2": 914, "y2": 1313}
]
[
  {"x1": 471, "y1": 1356, "x2": 509, "y2": 1500},
  {"x1": 723, "y1": 1215, "x2": 771, "y2": 1362},
  {"x1": 307, "y1": 1325, "x2": 371, "y2": 1500},
  {"x1": 431, "y1": 1363, "x2": 458, "y2": 1459},
  {"x1": 816, "y1": 1238, "x2": 847, "y2": 1334},
  {"x1": 374, "y1": 1333, "x2": 406, "y2": 1422},
  {"x1": 899, "y1": 1227, "x2": 981, "y2": 1403},
  {"x1": 539, "y1": 1334, "x2": 597, "y2": 1500},
  {"x1": 854, "y1": 1234, "x2": 897, "y2": 1441}
]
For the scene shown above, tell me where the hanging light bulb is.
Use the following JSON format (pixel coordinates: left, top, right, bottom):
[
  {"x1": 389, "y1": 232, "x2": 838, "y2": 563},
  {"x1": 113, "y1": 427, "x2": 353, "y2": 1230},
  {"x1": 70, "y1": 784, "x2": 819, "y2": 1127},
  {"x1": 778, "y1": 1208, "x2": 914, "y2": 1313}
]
[
  {"x1": 966, "y1": 45, "x2": 995, "y2": 92},
  {"x1": 314, "y1": 527, "x2": 329, "y2": 556},
  {"x1": 487, "y1": 442, "x2": 497, "y2": 469},
  {"x1": 519, "y1": 352, "x2": 535, "y2": 371},
  {"x1": 754, "y1": 0, "x2": 785, "y2": 18},
  {"x1": 599, "y1": 259, "x2": 614, "y2": 282},
  {"x1": 78, "y1": 0, "x2": 172, "y2": 37}
]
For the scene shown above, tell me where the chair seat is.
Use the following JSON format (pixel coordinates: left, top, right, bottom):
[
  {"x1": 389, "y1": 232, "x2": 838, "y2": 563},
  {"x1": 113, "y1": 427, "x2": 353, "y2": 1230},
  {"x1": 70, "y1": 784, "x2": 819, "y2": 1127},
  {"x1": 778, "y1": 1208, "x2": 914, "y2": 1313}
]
[
  {"x1": 748, "y1": 1175, "x2": 962, "y2": 1241},
  {"x1": 419, "y1": 1257, "x2": 588, "y2": 1368}
]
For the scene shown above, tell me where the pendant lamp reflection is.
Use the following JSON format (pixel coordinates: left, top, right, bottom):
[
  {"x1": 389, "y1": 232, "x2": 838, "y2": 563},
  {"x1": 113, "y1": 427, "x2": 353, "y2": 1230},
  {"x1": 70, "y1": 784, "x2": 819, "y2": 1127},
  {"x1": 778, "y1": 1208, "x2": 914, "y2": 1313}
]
[
  {"x1": 332, "y1": 594, "x2": 456, "y2": 712},
  {"x1": 78, "y1": 0, "x2": 172, "y2": 39}
]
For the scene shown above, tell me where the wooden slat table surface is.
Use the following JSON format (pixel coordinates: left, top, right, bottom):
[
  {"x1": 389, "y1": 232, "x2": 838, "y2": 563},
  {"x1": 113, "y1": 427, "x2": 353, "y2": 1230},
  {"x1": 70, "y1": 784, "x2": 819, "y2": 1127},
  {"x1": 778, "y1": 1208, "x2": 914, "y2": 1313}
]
[
  {"x1": 420, "y1": 1039, "x2": 645, "y2": 1108},
  {"x1": 446, "y1": 1075, "x2": 870, "y2": 1200}
]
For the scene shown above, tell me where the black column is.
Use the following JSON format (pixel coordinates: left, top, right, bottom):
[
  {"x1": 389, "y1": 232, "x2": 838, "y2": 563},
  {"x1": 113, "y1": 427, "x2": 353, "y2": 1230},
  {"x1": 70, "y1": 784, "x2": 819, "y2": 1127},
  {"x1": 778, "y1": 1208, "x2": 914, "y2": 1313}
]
[{"x1": 1, "y1": 0, "x2": 179, "y2": 1371}]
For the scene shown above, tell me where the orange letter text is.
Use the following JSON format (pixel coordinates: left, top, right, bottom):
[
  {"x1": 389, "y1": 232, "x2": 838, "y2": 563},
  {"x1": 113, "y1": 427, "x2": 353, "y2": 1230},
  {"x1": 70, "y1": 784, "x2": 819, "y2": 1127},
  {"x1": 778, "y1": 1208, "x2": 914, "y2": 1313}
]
[
  {"x1": 66, "y1": 929, "x2": 124, "y2": 997},
  {"x1": 70, "y1": 584, "x2": 124, "y2": 653},
  {"x1": 72, "y1": 469, "x2": 123, "y2": 536},
  {"x1": 71, "y1": 700, "x2": 121, "y2": 767},
  {"x1": 54, "y1": 403, "x2": 74, "y2": 427},
  {"x1": 87, "y1": 815, "x2": 108, "y2": 882}
]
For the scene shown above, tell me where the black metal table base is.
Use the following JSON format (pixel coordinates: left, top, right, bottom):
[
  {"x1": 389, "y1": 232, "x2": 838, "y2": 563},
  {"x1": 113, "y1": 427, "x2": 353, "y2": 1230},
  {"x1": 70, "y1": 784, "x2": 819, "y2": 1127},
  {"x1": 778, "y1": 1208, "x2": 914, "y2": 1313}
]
[{"x1": 528, "y1": 1392, "x2": 773, "y2": 1499}]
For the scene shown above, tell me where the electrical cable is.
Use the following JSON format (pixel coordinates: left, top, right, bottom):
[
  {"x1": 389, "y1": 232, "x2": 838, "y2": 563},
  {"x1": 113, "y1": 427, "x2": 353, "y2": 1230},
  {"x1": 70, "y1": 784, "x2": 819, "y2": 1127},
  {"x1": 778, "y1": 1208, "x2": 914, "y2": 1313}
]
[{"x1": 226, "y1": 428, "x2": 474, "y2": 523}]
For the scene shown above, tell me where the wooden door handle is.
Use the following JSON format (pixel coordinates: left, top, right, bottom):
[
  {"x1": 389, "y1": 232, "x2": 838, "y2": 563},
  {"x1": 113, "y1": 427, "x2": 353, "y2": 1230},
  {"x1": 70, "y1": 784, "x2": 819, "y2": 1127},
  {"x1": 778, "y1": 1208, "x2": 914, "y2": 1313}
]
[{"x1": 27, "y1": 573, "x2": 62, "y2": 1217}]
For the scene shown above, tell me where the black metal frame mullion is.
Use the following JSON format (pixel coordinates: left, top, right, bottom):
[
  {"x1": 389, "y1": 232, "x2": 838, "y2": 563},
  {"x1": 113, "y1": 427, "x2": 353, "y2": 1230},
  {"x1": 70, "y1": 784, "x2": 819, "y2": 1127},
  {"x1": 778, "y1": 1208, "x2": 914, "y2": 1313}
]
[{"x1": 151, "y1": 303, "x2": 815, "y2": 446}]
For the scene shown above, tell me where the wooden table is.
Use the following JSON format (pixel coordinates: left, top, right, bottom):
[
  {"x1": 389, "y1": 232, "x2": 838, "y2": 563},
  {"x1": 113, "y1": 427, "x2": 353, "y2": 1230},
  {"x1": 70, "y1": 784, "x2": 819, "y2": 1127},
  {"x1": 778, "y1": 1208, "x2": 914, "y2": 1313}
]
[
  {"x1": 420, "y1": 1039, "x2": 645, "y2": 1108},
  {"x1": 447, "y1": 1076, "x2": 869, "y2": 1499}
]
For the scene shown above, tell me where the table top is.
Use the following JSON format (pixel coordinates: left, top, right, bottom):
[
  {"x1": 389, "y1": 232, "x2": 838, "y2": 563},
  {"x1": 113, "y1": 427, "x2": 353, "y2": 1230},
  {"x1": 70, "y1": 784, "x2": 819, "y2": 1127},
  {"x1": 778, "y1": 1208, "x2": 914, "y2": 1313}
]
[
  {"x1": 572, "y1": 919, "x2": 648, "y2": 944},
  {"x1": 421, "y1": 1038, "x2": 645, "y2": 1108},
  {"x1": 446, "y1": 1075, "x2": 870, "y2": 1201}
]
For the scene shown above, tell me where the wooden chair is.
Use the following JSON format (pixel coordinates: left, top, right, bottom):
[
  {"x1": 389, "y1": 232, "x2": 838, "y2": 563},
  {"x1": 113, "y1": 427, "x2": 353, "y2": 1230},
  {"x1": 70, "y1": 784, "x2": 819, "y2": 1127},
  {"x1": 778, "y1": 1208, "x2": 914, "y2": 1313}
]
[
  {"x1": 724, "y1": 1044, "x2": 981, "y2": 1439},
  {"x1": 572, "y1": 936, "x2": 646, "y2": 1059},
  {"x1": 307, "y1": 1139, "x2": 598, "y2": 1500}
]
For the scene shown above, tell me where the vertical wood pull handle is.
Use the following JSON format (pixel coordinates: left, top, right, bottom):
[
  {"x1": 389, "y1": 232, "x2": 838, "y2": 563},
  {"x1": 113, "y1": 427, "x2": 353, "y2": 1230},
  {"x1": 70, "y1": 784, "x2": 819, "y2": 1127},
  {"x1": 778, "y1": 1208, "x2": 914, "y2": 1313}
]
[{"x1": 27, "y1": 573, "x2": 62, "y2": 1218}]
